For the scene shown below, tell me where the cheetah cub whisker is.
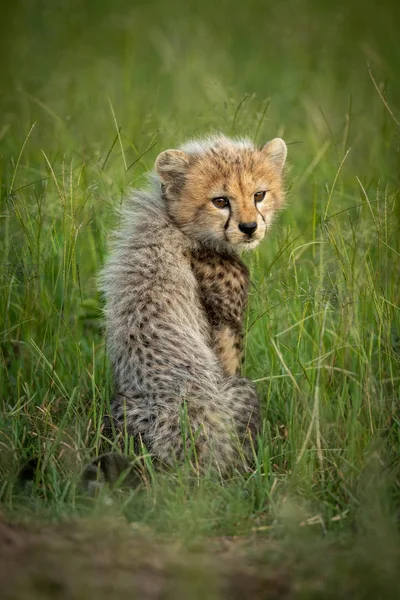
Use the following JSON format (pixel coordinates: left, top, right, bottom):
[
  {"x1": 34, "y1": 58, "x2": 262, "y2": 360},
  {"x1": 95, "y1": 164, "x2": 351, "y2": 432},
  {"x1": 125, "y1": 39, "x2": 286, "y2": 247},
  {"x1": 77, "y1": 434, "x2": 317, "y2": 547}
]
[{"x1": 84, "y1": 133, "x2": 287, "y2": 488}]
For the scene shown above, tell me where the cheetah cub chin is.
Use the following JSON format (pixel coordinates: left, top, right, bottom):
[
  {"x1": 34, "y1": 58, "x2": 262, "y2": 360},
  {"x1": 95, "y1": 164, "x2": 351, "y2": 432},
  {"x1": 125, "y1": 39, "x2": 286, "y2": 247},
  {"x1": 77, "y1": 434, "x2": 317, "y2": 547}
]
[{"x1": 85, "y1": 134, "x2": 287, "y2": 490}]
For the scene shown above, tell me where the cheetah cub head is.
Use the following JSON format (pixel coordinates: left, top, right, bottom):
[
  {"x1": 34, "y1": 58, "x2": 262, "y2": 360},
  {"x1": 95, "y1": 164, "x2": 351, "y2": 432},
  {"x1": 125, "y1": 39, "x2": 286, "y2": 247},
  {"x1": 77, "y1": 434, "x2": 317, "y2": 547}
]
[{"x1": 155, "y1": 134, "x2": 287, "y2": 252}]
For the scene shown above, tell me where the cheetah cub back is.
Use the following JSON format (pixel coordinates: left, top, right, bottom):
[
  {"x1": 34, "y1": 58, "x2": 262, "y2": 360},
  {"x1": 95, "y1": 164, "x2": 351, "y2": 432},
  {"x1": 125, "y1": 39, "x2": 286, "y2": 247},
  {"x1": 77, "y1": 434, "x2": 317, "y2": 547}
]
[{"x1": 89, "y1": 134, "x2": 287, "y2": 486}]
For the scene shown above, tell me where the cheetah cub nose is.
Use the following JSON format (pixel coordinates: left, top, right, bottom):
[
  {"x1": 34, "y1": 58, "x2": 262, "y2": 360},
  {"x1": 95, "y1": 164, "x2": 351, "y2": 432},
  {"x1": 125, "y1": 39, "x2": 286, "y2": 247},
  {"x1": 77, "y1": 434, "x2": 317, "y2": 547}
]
[{"x1": 238, "y1": 222, "x2": 258, "y2": 235}]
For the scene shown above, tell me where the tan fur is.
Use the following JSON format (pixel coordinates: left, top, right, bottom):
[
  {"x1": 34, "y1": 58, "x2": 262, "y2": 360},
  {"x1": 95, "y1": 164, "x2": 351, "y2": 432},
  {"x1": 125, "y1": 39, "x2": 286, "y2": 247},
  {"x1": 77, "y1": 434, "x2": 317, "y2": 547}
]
[
  {"x1": 214, "y1": 326, "x2": 241, "y2": 375},
  {"x1": 156, "y1": 136, "x2": 286, "y2": 252}
]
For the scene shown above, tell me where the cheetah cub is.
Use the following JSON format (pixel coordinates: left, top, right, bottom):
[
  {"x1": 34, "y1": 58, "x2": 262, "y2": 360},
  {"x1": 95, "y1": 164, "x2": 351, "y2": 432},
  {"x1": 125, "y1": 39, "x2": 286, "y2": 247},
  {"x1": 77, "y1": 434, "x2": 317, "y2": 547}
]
[{"x1": 97, "y1": 134, "x2": 287, "y2": 480}]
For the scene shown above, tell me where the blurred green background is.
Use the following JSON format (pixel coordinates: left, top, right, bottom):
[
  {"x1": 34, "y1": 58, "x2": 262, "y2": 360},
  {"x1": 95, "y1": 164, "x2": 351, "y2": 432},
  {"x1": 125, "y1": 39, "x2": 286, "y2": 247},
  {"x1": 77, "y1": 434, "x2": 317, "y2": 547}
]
[
  {"x1": 0, "y1": 0, "x2": 400, "y2": 542},
  {"x1": 1, "y1": 2, "x2": 400, "y2": 596},
  {"x1": 1, "y1": 0, "x2": 399, "y2": 170}
]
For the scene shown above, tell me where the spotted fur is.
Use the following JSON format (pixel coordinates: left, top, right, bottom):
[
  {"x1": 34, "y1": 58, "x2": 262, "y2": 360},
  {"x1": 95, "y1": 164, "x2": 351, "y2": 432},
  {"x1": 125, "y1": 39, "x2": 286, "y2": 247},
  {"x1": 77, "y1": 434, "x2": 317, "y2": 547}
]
[
  {"x1": 190, "y1": 247, "x2": 249, "y2": 375},
  {"x1": 98, "y1": 134, "x2": 287, "y2": 477}
]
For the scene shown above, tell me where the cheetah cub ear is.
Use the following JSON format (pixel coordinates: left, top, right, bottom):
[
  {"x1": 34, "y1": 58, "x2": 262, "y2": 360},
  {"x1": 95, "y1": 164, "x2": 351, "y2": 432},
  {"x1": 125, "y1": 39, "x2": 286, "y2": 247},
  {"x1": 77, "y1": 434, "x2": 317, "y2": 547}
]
[
  {"x1": 155, "y1": 149, "x2": 190, "y2": 184},
  {"x1": 261, "y1": 138, "x2": 287, "y2": 172}
]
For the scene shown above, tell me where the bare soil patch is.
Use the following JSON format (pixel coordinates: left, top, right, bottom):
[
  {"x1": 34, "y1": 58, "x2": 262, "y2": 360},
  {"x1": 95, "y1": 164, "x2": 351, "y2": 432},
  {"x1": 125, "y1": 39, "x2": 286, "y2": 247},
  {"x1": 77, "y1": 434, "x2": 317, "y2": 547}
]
[{"x1": 0, "y1": 516, "x2": 293, "y2": 600}]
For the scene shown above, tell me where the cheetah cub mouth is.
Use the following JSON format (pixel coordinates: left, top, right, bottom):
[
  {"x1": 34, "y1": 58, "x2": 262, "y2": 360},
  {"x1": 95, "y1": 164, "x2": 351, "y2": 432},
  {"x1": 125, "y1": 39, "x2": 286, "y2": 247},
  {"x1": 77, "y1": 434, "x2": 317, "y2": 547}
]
[{"x1": 155, "y1": 134, "x2": 287, "y2": 253}]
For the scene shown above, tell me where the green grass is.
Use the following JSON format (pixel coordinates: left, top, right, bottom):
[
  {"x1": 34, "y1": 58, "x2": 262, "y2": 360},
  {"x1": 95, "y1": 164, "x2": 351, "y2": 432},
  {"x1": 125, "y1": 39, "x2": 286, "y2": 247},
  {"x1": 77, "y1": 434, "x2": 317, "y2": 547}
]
[{"x1": 0, "y1": 0, "x2": 400, "y2": 595}]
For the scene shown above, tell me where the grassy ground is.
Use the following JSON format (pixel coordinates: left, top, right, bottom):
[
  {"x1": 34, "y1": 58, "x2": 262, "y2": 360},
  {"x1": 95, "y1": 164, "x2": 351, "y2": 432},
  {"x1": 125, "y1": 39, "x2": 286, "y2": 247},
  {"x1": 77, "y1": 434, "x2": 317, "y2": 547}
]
[{"x1": 1, "y1": 0, "x2": 400, "y2": 596}]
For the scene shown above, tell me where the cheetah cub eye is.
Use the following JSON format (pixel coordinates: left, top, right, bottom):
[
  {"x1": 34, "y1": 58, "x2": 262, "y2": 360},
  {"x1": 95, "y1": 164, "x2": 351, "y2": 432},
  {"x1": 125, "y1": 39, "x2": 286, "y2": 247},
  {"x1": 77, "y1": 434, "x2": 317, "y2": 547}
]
[
  {"x1": 212, "y1": 197, "x2": 230, "y2": 209},
  {"x1": 254, "y1": 191, "x2": 266, "y2": 203}
]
